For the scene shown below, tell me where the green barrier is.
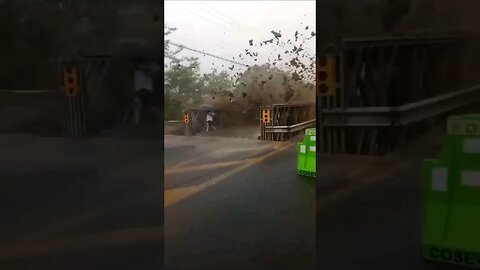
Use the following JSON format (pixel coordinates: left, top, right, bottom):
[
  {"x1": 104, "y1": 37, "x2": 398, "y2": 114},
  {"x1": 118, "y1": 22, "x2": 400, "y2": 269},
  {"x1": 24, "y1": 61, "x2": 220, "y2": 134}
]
[
  {"x1": 297, "y1": 128, "x2": 316, "y2": 177},
  {"x1": 423, "y1": 114, "x2": 480, "y2": 268}
]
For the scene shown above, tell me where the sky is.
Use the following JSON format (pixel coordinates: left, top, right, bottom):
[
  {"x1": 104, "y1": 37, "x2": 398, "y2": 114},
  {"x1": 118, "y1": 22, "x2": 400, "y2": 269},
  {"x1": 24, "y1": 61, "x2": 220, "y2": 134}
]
[{"x1": 164, "y1": 1, "x2": 316, "y2": 79}]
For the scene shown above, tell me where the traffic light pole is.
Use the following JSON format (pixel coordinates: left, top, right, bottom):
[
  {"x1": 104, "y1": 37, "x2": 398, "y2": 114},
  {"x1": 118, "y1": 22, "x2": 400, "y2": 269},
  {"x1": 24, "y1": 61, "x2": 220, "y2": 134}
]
[{"x1": 62, "y1": 61, "x2": 87, "y2": 138}]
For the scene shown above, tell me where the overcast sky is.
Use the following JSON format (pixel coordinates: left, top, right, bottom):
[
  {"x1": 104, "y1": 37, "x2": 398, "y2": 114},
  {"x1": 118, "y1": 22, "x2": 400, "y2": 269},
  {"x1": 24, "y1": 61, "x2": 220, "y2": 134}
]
[{"x1": 164, "y1": 1, "x2": 315, "y2": 78}]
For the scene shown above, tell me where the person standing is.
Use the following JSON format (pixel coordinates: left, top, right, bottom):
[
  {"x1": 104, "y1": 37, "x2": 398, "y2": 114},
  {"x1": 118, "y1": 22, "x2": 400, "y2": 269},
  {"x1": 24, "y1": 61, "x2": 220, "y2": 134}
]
[{"x1": 206, "y1": 111, "x2": 216, "y2": 132}]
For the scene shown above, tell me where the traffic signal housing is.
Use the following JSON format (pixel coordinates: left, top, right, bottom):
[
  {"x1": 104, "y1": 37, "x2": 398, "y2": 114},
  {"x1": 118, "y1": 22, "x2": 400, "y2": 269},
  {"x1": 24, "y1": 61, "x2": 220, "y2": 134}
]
[
  {"x1": 63, "y1": 65, "x2": 79, "y2": 97},
  {"x1": 262, "y1": 109, "x2": 271, "y2": 124},
  {"x1": 317, "y1": 56, "x2": 336, "y2": 96}
]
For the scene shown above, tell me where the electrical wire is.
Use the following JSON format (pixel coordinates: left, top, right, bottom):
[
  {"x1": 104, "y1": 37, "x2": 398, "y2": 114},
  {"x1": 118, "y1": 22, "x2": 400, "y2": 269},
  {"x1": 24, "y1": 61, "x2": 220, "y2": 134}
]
[{"x1": 166, "y1": 40, "x2": 250, "y2": 67}]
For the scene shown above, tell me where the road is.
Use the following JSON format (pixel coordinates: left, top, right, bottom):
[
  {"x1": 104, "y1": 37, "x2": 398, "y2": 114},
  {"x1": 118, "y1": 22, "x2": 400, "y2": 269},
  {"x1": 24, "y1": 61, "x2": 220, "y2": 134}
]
[
  {"x1": 164, "y1": 135, "x2": 315, "y2": 270},
  {"x1": 0, "y1": 129, "x2": 472, "y2": 270},
  {"x1": 0, "y1": 135, "x2": 164, "y2": 270},
  {"x1": 315, "y1": 130, "x2": 472, "y2": 270}
]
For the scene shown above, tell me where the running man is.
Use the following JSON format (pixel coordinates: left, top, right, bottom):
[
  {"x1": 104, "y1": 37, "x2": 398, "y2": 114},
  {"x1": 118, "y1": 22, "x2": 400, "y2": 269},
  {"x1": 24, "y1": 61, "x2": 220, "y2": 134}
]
[{"x1": 206, "y1": 111, "x2": 216, "y2": 132}]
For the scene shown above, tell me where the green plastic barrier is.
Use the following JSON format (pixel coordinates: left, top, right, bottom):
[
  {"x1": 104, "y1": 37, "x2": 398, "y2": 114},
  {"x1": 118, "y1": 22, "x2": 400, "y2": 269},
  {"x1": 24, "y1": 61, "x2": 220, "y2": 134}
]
[
  {"x1": 297, "y1": 128, "x2": 316, "y2": 177},
  {"x1": 423, "y1": 114, "x2": 480, "y2": 268}
]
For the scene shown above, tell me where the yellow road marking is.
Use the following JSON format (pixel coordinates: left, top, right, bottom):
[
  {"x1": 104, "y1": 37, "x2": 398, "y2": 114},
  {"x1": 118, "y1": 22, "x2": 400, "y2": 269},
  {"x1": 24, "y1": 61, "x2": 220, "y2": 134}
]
[
  {"x1": 167, "y1": 154, "x2": 206, "y2": 170},
  {"x1": 165, "y1": 143, "x2": 292, "y2": 208},
  {"x1": 165, "y1": 145, "x2": 276, "y2": 172},
  {"x1": 0, "y1": 226, "x2": 163, "y2": 260},
  {"x1": 165, "y1": 159, "x2": 247, "y2": 175}
]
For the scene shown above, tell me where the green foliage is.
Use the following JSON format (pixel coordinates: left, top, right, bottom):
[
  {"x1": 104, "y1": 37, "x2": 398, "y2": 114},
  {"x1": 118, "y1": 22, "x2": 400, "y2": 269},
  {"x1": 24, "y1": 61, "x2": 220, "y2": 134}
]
[
  {"x1": 164, "y1": 58, "x2": 204, "y2": 103},
  {"x1": 163, "y1": 51, "x2": 235, "y2": 119},
  {"x1": 202, "y1": 69, "x2": 233, "y2": 96}
]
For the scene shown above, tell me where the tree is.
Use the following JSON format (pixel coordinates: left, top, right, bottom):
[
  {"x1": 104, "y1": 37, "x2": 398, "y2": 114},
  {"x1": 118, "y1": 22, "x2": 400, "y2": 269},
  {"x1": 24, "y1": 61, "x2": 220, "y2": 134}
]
[
  {"x1": 164, "y1": 57, "x2": 204, "y2": 118},
  {"x1": 164, "y1": 25, "x2": 183, "y2": 65},
  {"x1": 201, "y1": 69, "x2": 234, "y2": 99}
]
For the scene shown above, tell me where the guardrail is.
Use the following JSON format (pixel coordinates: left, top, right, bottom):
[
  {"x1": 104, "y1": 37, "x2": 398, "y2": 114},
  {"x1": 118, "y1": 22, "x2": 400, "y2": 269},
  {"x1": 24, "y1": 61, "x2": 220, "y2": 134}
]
[
  {"x1": 265, "y1": 119, "x2": 316, "y2": 133},
  {"x1": 322, "y1": 85, "x2": 480, "y2": 127},
  {"x1": 260, "y1": 102, "x2": 315, "y2": 141},
  {"x1": 0, "y1": 90, "x2": 54, "y2": 94}
]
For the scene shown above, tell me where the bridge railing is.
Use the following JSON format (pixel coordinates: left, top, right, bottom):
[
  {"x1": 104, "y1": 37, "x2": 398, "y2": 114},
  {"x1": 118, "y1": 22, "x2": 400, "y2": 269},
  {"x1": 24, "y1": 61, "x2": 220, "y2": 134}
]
[
  {"x1": 322, "y1": 85, "x2": 480, "y2": 127},
  {"x1": 260, "y1": 102, "x2": 315, "y2": 141},
  {"x1": 318, "y1": 33, "x2": 480, "y2": 155}
]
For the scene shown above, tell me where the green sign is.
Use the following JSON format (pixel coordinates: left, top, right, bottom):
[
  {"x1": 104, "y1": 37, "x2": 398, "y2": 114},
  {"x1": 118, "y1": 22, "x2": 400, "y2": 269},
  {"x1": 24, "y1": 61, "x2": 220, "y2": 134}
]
[
  {"x1": 424, "y1": 246, "x2": 480, "y2": 267},
  {"x1": 305, "y1": 128, "x2": 316, "y2": 136},
  {"x1": 423, "y1": 114, "x2": 480, "y2": 268},
  {"x1": 297, "y1": 128, "x2": 316, "y2": 178},
  {"x1": 448, "y1": 116, "x2": 480, "y2": 136}
]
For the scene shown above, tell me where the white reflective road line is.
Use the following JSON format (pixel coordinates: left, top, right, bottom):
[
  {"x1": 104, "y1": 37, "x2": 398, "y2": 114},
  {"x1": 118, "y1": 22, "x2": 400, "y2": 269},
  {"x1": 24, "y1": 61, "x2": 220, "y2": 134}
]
[
  {"x1": 464, "y1": 139, "x2": 480, "y2": 153},
  {"x1": 300, "y1": 145, "x2": 306, "y2": 153},
  {"x1": 309, "y1": 146, "x2": 316, "y2": 152},
  {"x1": 432, "y1": 167, "x2": 448, "y2": 191},
  {"x1": 461, "y1": 171, "x2": 480, "y2": 187},
  {"x1": 310, "y1": 136, "x2": 316, "y2": 141}
]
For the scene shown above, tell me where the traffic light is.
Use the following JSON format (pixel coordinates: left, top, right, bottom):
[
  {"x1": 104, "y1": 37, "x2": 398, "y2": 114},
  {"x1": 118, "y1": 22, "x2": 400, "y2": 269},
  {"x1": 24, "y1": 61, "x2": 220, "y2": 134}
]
[
  {"x1": 183, "y1": 112, "x2": 190, "y2": 124},
  {"x1": 317, "y1": 56, "x2": 336, "y2": 96},
  {"x1": 262, "y1": 109, "x2": 271, "y2": 124},
  {"x1": 63, "y1": 65, "x2": 79, "y2": 97}
]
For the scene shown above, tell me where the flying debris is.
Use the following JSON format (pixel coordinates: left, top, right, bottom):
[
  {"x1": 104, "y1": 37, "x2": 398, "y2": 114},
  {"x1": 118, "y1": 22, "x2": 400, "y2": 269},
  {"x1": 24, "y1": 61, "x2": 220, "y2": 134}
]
[
  {"x1": 249, "y1": 39, "x2": 253, "y2": 46},
  {"x1": 228, "y1": 65, "x2": 234, "y2": 70},
  {"x1": 270, "y1": 30, "x2": 282, "y2": 38},
  {"x1": 290, "y1": 58, "x2": 299, "y2": 68},
  {"x1": 262, "y1": 38, "x2": 274, "y2": 45},
  {"x1": 292, "y1": 72, "x2": 301, "y2": 81}
]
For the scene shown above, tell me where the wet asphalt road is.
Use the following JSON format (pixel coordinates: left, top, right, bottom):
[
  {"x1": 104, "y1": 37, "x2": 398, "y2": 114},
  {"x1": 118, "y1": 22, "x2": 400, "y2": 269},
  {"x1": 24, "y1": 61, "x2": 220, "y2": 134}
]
[
  {"x1": 0, "y1": 130, "x2": 472, "y2": 270},
  {"x1": 0, "y1": 135, "x2": 164, "y2": 270},
  {"x1": 164, "y1": 135, "x2": 315, "y2": 270}
]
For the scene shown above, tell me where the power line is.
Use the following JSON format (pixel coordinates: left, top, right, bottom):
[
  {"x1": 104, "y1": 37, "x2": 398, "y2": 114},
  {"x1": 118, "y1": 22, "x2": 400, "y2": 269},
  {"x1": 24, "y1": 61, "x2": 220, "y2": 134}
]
[
  {"x1": 195, "y1": 4, "x2": 240, "y2": 30},
  {"x1": 166, "y1": 41, "x2": 250, "y2": 67},
  {"x1": 181, "y1": 8, "x2": 231, "y2": 31},
  {"x1": 201, "y1": 3, "x2": 253, "y2": 31},
  {"x1": 201, "y1": 2, "x2": 246, "y2": 28}
]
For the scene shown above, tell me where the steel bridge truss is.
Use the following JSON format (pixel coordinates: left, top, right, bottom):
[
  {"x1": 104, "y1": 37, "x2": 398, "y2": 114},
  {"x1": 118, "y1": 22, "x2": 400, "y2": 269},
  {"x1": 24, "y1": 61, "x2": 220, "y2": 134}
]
[
  {"x1": 60, "y1": 55, "x2": 160, "y2": 137},
  {"x1": 260, "y1": 102, "x2": 315, "y2": 141},
  {"x1": 318, "y1": 33, "x2": 480, "y2": 155}
]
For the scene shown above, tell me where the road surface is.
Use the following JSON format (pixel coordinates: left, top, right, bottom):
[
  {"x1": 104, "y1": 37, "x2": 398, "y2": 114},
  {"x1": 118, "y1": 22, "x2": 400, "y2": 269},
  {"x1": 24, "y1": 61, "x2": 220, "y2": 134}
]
[
  {"x1": 0, "y1": 128, "x2": 471, "y2": 270},
  {"x1": 0, "y1": 135, "x2": 164, "y2": 270},
  {"x1": 164, "y1": 134, "x2": 315, "y2": 269}
]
